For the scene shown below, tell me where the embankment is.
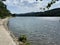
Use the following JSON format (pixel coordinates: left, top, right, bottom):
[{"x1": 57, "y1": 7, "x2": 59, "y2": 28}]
[{"x1": 0, "y1": 17, "x2": 17, "y2": 45}]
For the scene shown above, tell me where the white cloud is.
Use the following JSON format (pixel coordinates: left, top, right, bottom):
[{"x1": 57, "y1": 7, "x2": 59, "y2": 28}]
[
  {"x1": 4, "y1": 0, "x2": 60, "y2": 14},
  {"x1": 50, "y1": 0, "x2": 60, "y2": 9}
]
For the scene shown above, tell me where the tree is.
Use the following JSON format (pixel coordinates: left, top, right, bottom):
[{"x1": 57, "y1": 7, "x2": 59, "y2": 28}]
[{"x1": 0, "y1": 0, "x2": 11, "y2": 19}]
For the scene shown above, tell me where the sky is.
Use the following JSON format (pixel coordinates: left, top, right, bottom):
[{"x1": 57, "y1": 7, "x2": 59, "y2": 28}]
[{"x1": 4, "y1": 0, "x2": 60, "y2": 14}]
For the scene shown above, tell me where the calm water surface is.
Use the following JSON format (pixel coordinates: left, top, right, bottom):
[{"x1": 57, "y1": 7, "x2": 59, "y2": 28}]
[{"x1": 9, "y1": 17, "x2": 60, "y2": 45}]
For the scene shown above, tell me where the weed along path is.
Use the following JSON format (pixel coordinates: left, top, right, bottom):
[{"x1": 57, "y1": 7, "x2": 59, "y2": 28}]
[{"x1": 0, "y1": 18, "x2": 16, "y2": 45}]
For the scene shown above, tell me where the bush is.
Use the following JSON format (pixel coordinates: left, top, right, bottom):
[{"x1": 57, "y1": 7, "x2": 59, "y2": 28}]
[
  {"x1": 18, "y1": 34, "x2": 27, "y2": 43},
  {"x1": 25, "y1": 42, "x2": 30, "y2": 45}
]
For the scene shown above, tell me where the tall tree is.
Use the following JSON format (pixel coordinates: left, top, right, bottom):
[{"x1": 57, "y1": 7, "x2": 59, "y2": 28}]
[{"x1": 0, "y1": 0, "x2": 11, "y2": 19}]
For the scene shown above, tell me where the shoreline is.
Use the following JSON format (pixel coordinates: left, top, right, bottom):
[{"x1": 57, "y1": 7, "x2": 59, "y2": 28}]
[
  {"x1": 2, "y1": 17, "x2": 29, "y2": 45},
  {"x1": 2, "y1": 17, "x2": 19, "y2": 45},
  {"x1": 0, "y1": 17, "x2": 17, "y2": 45},
  {"x1": 3, "y1": 17, "x2": 25, "y2": 45}
]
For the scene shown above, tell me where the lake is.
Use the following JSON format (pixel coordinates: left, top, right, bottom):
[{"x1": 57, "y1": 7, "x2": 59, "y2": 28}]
[{"x1": 8, "y1": 17, "x2": 60, "y2": 45}]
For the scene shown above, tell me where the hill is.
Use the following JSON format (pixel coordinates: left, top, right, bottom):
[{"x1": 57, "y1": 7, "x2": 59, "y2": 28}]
[{"x1": 12, "y1": 8, "x2": 60, "y2": 16}]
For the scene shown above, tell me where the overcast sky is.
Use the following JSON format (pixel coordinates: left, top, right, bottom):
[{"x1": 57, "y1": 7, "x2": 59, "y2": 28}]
[{"x1": 4, "y1": 0, "x2": 60, "y2": 14}]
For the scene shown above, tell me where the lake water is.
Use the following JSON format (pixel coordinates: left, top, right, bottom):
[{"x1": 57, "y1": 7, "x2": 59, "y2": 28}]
[{"x1": 8, "y1": 17, "x2": 60, "y2": 45}]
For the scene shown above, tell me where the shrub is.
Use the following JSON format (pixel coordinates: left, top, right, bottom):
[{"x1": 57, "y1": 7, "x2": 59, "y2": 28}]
[
  {"x1": 25, "y1": 42, "x2": 30, "y2": 45},
  {"x1": 18, "y1": 34, "x2": 27, "y2": 43}
]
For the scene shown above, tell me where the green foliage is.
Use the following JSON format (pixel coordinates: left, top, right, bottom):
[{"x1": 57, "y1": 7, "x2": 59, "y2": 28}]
[
  {"x1": 18, "y1": 34, "x2": 31, "y2": 45},
  {"x1": 18, "y1": 34, "x2": 27, "y2": 43},
  {"x1": 0, "y1": 1, "x2": 11, "y2": 19},
  {"x1": 25, "y1": 42, "x2": 30, "y2": 45}
]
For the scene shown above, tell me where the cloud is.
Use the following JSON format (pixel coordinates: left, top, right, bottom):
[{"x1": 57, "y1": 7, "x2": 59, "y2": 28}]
[
  {"x1": 4, "y1": 0, "x2": 60, "y2": 14},
  {"x1": 50, "y1": 1, "x2": 60, "y2": 9}
]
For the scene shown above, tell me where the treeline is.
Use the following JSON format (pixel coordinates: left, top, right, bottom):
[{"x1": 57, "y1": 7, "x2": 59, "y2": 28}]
[
  {"x1": 12, "y1": 8, "x2": 60, "y2": 17},
  {"x1": 0, "y1": 1, "x2": 11, "y2": 19}
]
